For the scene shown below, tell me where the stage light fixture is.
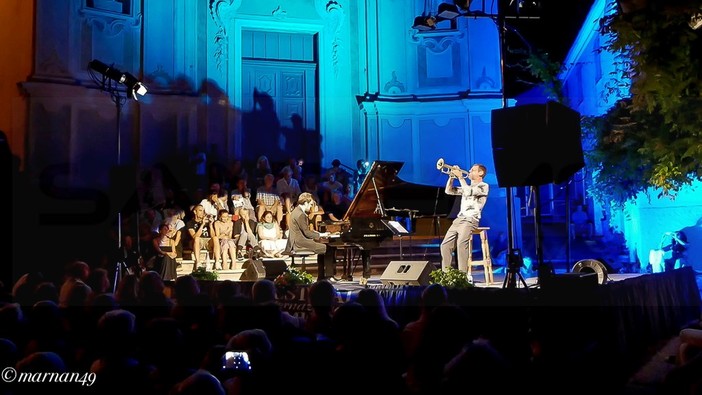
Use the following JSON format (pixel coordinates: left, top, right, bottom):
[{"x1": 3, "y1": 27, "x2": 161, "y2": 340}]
[
  {"x1": 88, "y1": 59, "x2": 148, "y2": 100},
  {"x1": 437, "y1": 3, "x2": 461, "y2": 20},
  {"x1": 453, "y1": 0, "x2": 472, "y2": 11},
  {"x1": 412, "y1": 15, "x2": 437, "y2": 30}
]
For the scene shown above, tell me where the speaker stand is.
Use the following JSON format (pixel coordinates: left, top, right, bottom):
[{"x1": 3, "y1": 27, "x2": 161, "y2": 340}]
[
  {"x1": 533, "y1": 186, "x2": 545, "y2": 278},
  {"x1": 503, "y1": 187, "x2": 529, "y2": 289},
  {"x1": 565, "y1": 179, "x2": 572, "y2": 272}
]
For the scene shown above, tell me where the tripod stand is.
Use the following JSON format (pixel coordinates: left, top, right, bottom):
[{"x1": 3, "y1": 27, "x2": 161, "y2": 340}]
[
  {"x1": 113, "y1": 259, "x2": 129, "y2": 292},
  {"x1": 502, "y1": 238, "x2": 528, "y2": 288}
]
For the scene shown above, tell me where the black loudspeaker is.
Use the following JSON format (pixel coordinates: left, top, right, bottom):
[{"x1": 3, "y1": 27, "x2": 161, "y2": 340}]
[
  {"x1": 380, "y1": 261, "x2": 434, "y2": 286},
  {"x1": 491, "y1": 101, "x2": 584, "y2": 187},
  {"x1": 262, "y1": 260, "x2": 288, "y2": 280},
  {"x1": 241, "y1": 259, "x2": 266, "y2": 281}
]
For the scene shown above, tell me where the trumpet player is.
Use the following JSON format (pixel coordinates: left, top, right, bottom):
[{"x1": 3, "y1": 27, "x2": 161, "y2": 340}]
[{"x1": 440, "y1": 163, "x2": 489, "y2": 273}]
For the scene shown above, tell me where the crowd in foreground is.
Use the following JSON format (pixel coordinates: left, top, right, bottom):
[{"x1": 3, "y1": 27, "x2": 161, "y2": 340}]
[{"x1": 2, "y1": 259, "x2": 702, "y2": 395}]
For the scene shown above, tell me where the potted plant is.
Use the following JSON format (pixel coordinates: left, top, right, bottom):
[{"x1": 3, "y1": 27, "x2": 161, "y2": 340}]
[
  {"x1": 274, "y1": 267, "x2": 314, "y2": 291},
  {"x1": 429, "y1": 267, "x2": 474, "y2": 290},
  {"x1": 189, "y1": 266, "x2": 219, "y2": 281}
]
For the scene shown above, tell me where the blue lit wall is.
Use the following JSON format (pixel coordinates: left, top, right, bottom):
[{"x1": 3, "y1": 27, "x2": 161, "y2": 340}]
[{"x1": 25, "y1": 0, "x2": 512, "y2": 235}]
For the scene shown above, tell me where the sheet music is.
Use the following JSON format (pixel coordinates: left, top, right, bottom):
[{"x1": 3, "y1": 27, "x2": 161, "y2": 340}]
[{"x1": 382, "y1": 219, "x2": 410, "y2": 235}]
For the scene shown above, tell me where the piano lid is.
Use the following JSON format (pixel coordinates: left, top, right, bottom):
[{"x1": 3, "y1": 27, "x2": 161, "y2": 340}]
[{"x1": 342, "y1": 160, "x2": 456, "y2": 221}]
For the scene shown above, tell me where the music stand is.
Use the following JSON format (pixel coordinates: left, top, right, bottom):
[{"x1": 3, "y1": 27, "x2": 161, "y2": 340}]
[{"x1": 382, "y1": 219, "x2": 411, "y2": 259}]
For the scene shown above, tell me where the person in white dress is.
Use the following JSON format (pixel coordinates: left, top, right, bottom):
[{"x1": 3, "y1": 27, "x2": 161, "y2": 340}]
[{"x1": 256, "y1": 210, "x2": 287, "y2": 258}]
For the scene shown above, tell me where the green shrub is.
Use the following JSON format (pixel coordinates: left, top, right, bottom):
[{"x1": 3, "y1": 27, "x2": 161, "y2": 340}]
[
  {"x1": 429, "y1": 267, "x2": 474, "y2": 289},
  {"x1": 274, "y1": 267, "x2": 314, "y2": 289},
  {"x1": 190, "y1": 267, "x2": 219, "y2": 281}
]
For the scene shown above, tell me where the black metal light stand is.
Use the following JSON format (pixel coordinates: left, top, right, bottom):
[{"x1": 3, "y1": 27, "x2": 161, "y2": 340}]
[{"x1": 88, "y1": 64, "x2": 130, "y2": 292}]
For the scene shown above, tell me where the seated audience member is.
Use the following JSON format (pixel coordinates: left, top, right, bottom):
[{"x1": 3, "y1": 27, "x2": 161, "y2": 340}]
[
  {"x1": 322, "y1": 159, "x2": 352, "y2": 189},
  {"x1": 280, "y1": 156, "x2": 304, "y2": 184},
  {"x1": 302, "y1": 176, "x2": 325, "y2": 231},
  {"x1": 570, "y1": 204, "x2": 593, "y2": 240},
  {"x1": 59, "y1": 261, "x2": 92, "y2": 308},
  {"x1": 256, "y1": 211, "x2": 287, "y2": 258},
  {"x1": 171, "y1": 369, "x2": 225, "y2": 395},
  {"x1": 186, "y1": 204, "x2": 214, "y2": 270},
  {"x1": 12, "y1": 271, "x2": 46, "y2": 307},
  {"x1": 227, "y1": 159, "x2": 248, "y2": 190},
  {"x1": 322, "y1": 190, "x2": 349, "y2": 222},
  {"x1": 223, "y1": 329, "x2": 276, "y2": 394},
  {"x1": 401, "y1": 283, "x2": 448, "y2": 359},
  {"x1": 153, "y1": 223, "x2": 178, "y2": 281},
  {"x1": 86, "y1": 268, "x2": 111, "y2": 297},
  {"x1": 251, "y1": 279, "x2": 305, "y2": 330},
  {"x1": 255, "y1": 174, "x2": 283, "y2": 223},
  {"x1": 114, "y1": 273, "x2": 140, "y2": 307},
  {"x1": 254, "y1": 155, "x2": 273, "y2": 188},
  {"x1": 200, "y1": 186, "x2": 228, "y2": 219},
  {"x1": 164, "y1": 208, "x2": 187, "y2": 259},
  {"x1": 302, "y1": 174, "x2": 321, "y2": 205},
  {"x1": 304, "y1": 279, "x2": 339, "y2": 340},
  {"x1": 233, "y1": 206, "x2": 257, "y2": 260},
  {"x1": 276, "y1": 167, "x2": 302, "y2": 230},
  {"x1": 231, "y1": 177, "x2": 257, "y2": 220},
  {"x1": 116, "y1": 234, "x2": 143, "y2": 277},
  {"x1": 320, "y1": 172, "x2": 343, "y2": 195},
  {"x1": 213, "y1": 209, "x2": 237, "y2": 270}
]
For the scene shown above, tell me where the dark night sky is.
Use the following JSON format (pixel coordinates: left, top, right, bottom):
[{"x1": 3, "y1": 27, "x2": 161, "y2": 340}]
[{"x1": 502, "y1": 0, "x2": 597, "y2": 97}]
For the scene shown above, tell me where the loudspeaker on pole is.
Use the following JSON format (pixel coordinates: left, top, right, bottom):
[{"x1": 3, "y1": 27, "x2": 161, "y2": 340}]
[
  {"x1": 491, "y1": 101, "x2": 584, "y2": 187},
  {"x1": 380, "y1": 261, "x2": 434, "y2": 286}
]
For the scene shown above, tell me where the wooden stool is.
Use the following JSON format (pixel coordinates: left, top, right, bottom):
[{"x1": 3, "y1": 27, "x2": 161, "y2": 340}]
[
  {"x1": 289, "y1": 250, "x2": 315, "y2": 272},
  {"x1": 467, "y1": 227, "x2": 493, "y2": 285}
]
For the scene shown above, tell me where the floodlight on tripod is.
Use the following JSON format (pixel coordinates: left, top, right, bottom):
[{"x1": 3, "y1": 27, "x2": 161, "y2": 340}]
[{"x1": 88, "y1": 59, "x2": 148, "y2": 101}]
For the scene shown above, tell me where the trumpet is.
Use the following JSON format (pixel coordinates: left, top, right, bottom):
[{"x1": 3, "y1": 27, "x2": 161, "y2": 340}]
[{"x1": 436, "y1": 158, "x2": 469, "y2": 178}]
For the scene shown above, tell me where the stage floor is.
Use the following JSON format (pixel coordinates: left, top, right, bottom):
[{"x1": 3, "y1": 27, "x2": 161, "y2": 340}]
[{"x1": 175, "y1": 257, "x2": 646, "y2": 292}]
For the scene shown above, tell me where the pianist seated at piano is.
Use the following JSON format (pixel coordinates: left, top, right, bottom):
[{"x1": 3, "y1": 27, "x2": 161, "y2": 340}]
[{"x1": 284, "y1": 192, "x2": 336, "y2": 281}]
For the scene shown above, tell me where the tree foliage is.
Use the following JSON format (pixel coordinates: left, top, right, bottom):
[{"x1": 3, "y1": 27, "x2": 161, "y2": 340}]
[{"x1": 584, "y1": 0, "x2": 702, "y2": 206}]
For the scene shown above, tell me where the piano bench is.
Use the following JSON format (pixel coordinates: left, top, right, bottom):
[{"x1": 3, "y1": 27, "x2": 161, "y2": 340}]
[
  {"x1": 288, "y1": 250, "x2": 316, "y2": 272},
  {"x1": 467, "y1": 227, "x2": 494, "y2": 285}
]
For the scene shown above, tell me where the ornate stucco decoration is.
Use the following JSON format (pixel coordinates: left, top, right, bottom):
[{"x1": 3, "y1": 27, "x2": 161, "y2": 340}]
[
  {"x1": 384, "y1": 71, "x2": 407, "y2": 94},
  {"x1": 316, "y1": 0, "x2": 345, "y2": 78},
  {"x1": 79, "y1": 9, "x2": 142, "y2": 37},
  {"x1": 475, "y1": 66, "x2": 496, "y2": 89},
  {"x1": 409, "y1": 29, "x2": 465, "y2": 53},
  {"x1": 271, "y1": 5, "x2": 288, "y2": 20},
  {"x1": 209, "y1": 0, "x2": 242, "y2": 73}
]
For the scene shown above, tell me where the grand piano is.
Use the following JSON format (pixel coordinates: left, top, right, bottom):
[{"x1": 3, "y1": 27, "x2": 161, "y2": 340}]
[{"x1": 321, "y1": 160, "x2": 456, "y2": 280}]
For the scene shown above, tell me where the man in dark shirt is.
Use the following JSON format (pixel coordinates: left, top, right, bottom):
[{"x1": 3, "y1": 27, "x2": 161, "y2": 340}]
[{"x1": 186, "y1": 204, "x2": 213, "y2": 270}]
